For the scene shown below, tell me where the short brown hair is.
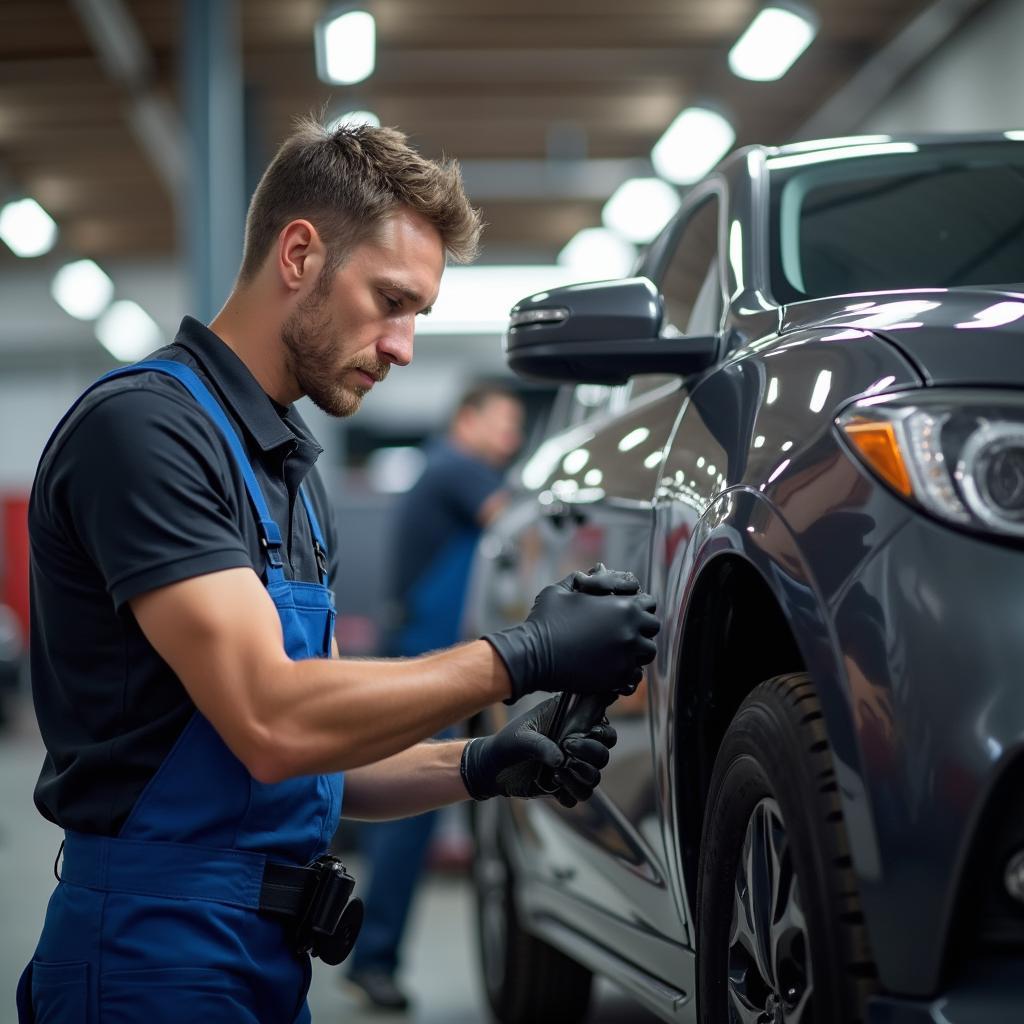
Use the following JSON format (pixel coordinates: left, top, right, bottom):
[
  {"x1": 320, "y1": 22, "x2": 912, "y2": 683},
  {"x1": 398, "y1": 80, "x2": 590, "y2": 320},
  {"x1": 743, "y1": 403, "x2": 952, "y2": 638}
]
[
  {"x1": 238, "y1": 115, "x2": 482, "y2": 283},
  {"x1": 457, "y1": 383, "x2": 519, "y2": 416}
]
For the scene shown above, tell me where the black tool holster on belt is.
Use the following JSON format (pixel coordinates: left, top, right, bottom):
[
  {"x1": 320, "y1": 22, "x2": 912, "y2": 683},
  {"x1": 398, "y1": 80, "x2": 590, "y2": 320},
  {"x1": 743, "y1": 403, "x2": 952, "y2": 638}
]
[{"x1": 260, "y1": 855, "x2": 364, "y2": 965}]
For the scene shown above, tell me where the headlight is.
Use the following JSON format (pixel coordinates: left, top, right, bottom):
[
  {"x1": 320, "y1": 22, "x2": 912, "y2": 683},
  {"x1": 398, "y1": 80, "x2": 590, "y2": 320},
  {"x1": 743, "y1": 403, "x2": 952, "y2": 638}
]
[{"x1": 837, "y1": 389, "x2": 1024, "y2": 538}]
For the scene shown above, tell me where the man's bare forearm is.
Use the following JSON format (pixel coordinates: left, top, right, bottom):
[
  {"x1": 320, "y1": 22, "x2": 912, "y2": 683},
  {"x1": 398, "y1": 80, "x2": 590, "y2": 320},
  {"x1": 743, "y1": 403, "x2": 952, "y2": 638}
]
[
  {"x1": 341, "y1": 739, "x2": 470, "y2": 820},
  {"x1": 130, "y1": 564, "x2": 658, "y2": 790},
  {"x1": 131, "y1": 568, "x2": 511, "y2": 785},
  {"x1": 256, "y1": 639, "x2": 509, "y2": 781}
]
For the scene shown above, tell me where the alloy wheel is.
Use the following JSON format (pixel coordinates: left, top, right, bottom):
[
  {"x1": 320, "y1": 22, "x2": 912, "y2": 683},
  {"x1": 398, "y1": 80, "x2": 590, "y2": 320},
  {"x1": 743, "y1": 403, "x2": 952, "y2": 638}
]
[{"x1": 727, "y1": 797, "x2": 813, "y2": 1023}]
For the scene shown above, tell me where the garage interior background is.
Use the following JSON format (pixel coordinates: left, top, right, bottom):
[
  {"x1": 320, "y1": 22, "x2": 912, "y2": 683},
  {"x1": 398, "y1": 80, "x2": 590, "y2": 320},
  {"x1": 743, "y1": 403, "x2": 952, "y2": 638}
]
[
  {"x1": 2, "y1": 0, "x2": 1021, "y2": 653},
  {"x1": 0, "y1": 0, "x2": 1021, "y2": 1013}
]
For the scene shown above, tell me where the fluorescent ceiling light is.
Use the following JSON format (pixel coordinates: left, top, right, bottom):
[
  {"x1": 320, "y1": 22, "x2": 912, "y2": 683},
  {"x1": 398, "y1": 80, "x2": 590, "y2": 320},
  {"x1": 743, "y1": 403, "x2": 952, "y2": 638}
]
[
  {"x1": 602, "y1": 178, "x2": 681, "y2": 243},
  {"x1": 0, "y1": 197, "x2": 58, "y2": 257},
  {"x1": 651, "y1": 108, "x2": 736, "y2": 185},
  {"x1": 729, "y1": 5, "x2": 818, "y2": 82},
  {"x1": 95, "y1": 300, "x2": 162, "y2": 361},
  {"x1": 418, "y1": 265, "x2": 583, "y2": 335},
  {"x1": 316, "y1": 9, "x2": 375, "y2": 85},
  {"x1": 557, "y1": 227, "x2": 637, "y2": 281},
  {"x1": 51, "y1": 259, "x2": 114, "y2": 320},
  {"x1": 328, "y1": 109, "x2": 381, "y2": 131}
]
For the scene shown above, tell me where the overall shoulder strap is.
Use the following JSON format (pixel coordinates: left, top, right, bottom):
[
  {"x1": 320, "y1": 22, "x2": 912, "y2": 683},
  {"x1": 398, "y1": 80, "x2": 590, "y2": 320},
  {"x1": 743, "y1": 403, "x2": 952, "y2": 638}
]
[
  {"x1": 298, "y1": 487, "x2": 329, "y2": 584},
  {"x1": 49, "y1": 359, "x2": 286, "y2": 583}
]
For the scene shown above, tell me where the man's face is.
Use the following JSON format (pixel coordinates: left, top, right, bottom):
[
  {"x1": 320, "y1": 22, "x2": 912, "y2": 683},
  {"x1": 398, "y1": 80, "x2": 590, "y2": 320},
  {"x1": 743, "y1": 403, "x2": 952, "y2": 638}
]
[
  {"x1": 466, "y1": 395, "x2": 525, "y2": 466},
  {"x1": 282, "y1": 207, "x2": 445, "y2": 417}
]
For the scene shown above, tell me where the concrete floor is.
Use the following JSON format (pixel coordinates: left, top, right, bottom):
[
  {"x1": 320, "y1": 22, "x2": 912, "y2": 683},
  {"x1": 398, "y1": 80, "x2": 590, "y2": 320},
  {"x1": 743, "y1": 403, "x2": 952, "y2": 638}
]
[{"x1": 1, "y1": 700, "x2": 659, "y2": 1023}]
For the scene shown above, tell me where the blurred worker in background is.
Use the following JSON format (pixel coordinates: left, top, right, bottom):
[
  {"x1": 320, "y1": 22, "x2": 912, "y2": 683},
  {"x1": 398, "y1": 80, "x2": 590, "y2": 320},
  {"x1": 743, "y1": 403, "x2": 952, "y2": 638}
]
[
  {"x1": 347, "y1": 386, "x2": 524, "y2": 1011},
  {"x1": 19, "y1": 117, "x2": 659, "y2": 1024}
]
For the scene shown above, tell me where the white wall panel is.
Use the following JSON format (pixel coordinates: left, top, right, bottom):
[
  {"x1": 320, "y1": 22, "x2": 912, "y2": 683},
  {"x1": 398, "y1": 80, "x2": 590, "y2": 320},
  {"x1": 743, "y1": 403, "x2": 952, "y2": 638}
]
[
  {"x1": 860, "y1": 0, "x2": 1024, "y2": 134},
  {"x1": 0, "y1": 371, "x2": 88, "y2": 489}
]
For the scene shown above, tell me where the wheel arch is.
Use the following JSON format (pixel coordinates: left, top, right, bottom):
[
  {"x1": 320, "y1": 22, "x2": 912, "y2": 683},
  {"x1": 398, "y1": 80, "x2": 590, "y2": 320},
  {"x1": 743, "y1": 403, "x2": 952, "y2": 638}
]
[
  {"x1": 672, "y1": 550, "x2": 803, "y2": 915},
  {"x1": 662, "y1": 490, "x2": 871, "y2": 916}
]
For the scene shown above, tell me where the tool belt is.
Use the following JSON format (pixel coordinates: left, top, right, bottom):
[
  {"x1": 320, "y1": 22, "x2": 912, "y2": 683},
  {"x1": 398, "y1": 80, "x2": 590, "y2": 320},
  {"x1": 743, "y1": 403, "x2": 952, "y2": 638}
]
[
  {"x1": 58, "y1": 832, "x2": 363, "y2": 966},
  {"x1": 260, "y1": 855, "x2": 364, "y2": 965}
]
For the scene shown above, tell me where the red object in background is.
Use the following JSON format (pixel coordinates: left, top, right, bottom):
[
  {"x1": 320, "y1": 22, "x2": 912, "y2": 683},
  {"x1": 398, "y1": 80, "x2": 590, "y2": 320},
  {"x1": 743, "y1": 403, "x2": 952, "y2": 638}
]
[{"x1": 2, "y1": 493, "x2": 30, "y2": 640}]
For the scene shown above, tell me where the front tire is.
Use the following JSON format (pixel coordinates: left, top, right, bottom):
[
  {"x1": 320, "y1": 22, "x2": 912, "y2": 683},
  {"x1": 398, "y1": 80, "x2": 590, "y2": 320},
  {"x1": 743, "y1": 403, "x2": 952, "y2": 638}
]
[
  {"x1": 697, "y1": 674, "x2": 877, "y2": 1023},
  {"x1": 472, "y1": 799, "x2": 593, "y2": 1024}
]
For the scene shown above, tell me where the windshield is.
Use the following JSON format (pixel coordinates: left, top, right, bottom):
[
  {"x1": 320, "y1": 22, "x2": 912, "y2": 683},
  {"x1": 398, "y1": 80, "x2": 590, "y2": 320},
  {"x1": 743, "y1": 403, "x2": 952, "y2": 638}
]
[{"x1": 769, "y1": 142, "x2": 1024, "y2": 303}]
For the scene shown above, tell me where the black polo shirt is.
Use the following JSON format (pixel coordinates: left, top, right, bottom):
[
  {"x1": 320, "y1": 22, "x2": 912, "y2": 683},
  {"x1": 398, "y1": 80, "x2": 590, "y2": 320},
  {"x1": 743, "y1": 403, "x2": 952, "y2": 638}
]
[{"x1": 29, "y1": 316, "x2": 340, "y2": 836}]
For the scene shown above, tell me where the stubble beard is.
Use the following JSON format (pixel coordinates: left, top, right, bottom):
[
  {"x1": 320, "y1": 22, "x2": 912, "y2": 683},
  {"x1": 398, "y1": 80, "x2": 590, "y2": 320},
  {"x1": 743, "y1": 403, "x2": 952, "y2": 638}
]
[{"x1": 281, "y1": 288, "x2": 389, "y2": 418}]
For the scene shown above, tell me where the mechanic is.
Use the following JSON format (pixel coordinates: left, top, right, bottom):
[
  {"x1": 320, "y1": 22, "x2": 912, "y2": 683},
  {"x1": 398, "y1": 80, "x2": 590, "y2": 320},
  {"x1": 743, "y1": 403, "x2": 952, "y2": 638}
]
[
  {"x1": 17, "y1": 118, "x2": 660, "y2": 1023},
  {"x1": 348, "y1": 384, "x2": 525, "y2": 1011}
]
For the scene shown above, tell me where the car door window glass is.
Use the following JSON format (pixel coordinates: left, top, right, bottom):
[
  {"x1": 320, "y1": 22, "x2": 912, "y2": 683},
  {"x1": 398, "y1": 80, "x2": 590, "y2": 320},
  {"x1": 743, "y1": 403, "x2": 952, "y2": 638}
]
[{"x1": 661, "y1": 197, "x2": 722, "y2": 338}]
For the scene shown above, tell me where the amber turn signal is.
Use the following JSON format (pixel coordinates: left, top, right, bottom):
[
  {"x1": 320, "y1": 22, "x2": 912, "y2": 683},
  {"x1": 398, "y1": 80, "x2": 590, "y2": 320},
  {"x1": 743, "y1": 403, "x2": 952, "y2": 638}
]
[{"x1": 841, "y1": 417, "x2": 913, "y2": 497}]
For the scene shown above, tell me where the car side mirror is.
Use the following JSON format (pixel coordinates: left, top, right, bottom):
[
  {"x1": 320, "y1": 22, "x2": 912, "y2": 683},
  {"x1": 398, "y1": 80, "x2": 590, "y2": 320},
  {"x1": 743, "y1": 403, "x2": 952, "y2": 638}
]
[{"x1": 503, "y1": 277, "x2": 718, "y2": 385}]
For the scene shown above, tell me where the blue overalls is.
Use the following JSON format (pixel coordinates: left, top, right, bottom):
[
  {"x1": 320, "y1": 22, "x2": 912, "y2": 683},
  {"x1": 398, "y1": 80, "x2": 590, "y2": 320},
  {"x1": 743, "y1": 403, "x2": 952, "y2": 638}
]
[{"x1": 17, "y1": 360, "x2": 343, "y2": 1023}]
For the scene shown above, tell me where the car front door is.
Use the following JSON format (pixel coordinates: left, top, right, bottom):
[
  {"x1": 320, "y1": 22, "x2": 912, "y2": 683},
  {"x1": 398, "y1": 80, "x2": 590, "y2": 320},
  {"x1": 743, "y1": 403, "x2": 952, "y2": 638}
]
[{"x1": 512, "y1": 189, "x2": 726, "y2": 990}]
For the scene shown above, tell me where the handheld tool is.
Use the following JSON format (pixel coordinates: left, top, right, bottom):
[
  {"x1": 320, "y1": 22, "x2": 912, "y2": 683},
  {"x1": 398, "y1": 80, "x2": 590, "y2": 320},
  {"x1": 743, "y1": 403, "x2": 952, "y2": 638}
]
[{"x1": 535, "y1": 563, "x2": 642, "y2": 794}]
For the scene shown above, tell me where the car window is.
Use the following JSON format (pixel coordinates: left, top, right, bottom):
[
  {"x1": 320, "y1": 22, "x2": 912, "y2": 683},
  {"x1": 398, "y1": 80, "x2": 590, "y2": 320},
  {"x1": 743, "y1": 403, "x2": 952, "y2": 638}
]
[
  {"x1": 660, "y1": 196, "x2": 722, "y2": 338},
  {"x1": 769, "y1": 142, "x2": 1024, "y2": 302}
]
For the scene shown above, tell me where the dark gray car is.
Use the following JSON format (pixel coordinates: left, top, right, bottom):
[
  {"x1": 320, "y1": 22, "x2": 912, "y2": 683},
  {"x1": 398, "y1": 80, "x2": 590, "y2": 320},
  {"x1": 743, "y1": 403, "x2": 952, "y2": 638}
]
[{"x1": 468, "y1": 134, "x2": 1024, "y2": 1024}]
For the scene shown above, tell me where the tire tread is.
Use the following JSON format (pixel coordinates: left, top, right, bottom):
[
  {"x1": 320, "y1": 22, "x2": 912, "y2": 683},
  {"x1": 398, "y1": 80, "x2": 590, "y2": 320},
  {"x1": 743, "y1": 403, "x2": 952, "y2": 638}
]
[
  {"x1": 766, "y1": 674, "x2": 879, "y2": 1009},
  {"x1": 697, "y1": 672, "x2": 878, "y2": 1023}
]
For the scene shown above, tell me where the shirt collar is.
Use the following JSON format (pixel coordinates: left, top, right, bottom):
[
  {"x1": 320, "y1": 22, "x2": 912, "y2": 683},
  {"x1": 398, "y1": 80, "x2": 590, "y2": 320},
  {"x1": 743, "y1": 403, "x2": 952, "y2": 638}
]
[{"x1": 171, "y1": 316, "x2": 324, "y2": 459}]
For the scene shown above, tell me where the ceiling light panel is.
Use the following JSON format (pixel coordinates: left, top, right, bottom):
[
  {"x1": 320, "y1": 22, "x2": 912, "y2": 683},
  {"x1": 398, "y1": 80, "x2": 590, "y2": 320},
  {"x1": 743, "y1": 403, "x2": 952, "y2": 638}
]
[
  {"x1": 51, "y1": 259, "x2": 115, "y2": 320},
  {"x1": 95, "y1": 300, "x2": 162, "y2": 362},
  {"x1": 602, "y1": 178, "x2": 681, "y2": 243},
  {"x1": 558, "y1": 227, "x2": 637, "y2": 282},
  {"x1": 316, "y1": 9, "x2": 375, "y2": 85},
  {"x1": 652, "y1": 108, "x2": 736, "y2": 185},
  {"x1": 0, "y1": 197, "x2": 58, "y2": 257},
  {"x1": 729, "y1": 5, "x2": 818, "y2": 82}
]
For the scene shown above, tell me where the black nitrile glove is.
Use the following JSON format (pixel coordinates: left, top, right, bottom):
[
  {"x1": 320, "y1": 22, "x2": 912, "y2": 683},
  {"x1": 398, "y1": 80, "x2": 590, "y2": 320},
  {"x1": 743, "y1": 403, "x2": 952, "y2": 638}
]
[
  {"x1": 460, "y1": 695, "x2": 617, "y2": 808},
  {"x1": 573, "y1": 563, "x2": 641, "y2": 596},
  {"x1": 482, "y1": 566, "x2": 660, "y2": 704}
]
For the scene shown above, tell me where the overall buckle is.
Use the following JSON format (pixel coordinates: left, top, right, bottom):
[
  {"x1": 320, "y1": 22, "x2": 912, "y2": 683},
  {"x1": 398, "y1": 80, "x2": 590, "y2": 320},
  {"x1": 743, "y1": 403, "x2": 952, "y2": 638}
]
[
  {"x1": 313, "y1": 540, "x2": 328, "y2": 580},
  {"x1": 259, "y1": 518, "x2": 285, "y2": 569}
]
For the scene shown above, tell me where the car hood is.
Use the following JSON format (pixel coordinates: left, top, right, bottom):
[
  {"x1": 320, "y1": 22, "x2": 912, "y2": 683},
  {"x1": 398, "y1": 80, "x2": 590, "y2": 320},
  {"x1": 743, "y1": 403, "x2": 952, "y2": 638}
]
[{"x1": 779, "y1": 287, "x2": 1024, "y2": 386}]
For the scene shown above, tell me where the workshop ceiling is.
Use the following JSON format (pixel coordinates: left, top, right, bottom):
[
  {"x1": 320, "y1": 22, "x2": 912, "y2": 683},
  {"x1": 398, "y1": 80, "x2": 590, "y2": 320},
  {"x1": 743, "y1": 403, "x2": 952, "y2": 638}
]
[{"x1": 0, "y1": 0, "x2": 981, "y2": 268}]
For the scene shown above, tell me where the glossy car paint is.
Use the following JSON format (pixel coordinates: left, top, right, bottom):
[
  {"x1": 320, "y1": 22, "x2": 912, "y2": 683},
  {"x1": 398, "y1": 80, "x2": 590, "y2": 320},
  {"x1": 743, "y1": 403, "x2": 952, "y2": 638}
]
[{"x1": 472, "y1": 135, "x2": 1024, "y2": 1021}]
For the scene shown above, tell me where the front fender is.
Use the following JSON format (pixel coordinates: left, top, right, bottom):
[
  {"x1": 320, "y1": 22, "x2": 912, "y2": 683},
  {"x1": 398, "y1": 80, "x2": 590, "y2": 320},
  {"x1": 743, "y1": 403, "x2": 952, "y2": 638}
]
[{"x1": 650, "y1": 485, "x2": 898, "y2": 936}]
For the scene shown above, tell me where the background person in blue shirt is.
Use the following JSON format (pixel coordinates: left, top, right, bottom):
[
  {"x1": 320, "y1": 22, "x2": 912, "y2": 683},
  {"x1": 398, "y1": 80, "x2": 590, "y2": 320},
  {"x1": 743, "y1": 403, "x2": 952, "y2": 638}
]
[{"x1": 348, "y1": 386, "x2": 524, "y2": 1010}]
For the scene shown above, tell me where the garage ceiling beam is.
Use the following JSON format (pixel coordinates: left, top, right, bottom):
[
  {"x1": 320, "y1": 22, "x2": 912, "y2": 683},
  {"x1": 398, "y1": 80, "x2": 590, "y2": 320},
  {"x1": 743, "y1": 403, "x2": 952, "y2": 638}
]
[
  {"x1": 459, "y1": 158, "x2": 654, "y2": 201},
  {"x1": 67, "y1": 0, "x2": 186, "y2": 200}
]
